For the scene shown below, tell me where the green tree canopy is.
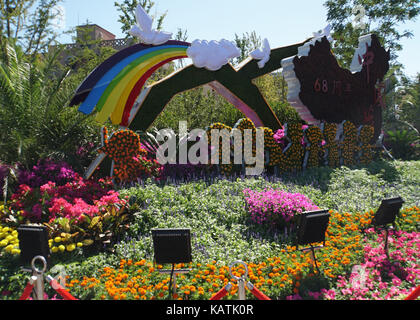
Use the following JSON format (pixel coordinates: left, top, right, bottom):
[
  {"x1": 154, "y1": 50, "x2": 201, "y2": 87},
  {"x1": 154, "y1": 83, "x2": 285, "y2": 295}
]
[
  {"x1": 0, "y1": 0, "x2": 66, "y2": 61},
  {"x1": 324, "y1": 0, "x2": 420, "y2": 68}
]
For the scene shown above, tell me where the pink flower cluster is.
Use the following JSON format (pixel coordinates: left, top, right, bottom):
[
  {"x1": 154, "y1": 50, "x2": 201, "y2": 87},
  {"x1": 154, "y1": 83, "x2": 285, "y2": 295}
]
[
  {"x1": 273, "y1": 125, "x2": 326, "y2": 149},
  {"x1": 273, "y1": 127, "x2": 286, "y2": 146},
  {"x1": 11, "y1": 175, "x2": 124, "y2": 224},
  {"x1": 321, "y1": 229, "x2": 420, "y2": 300},
  {"x1": 243, "y1": 188, "x2": 319, "y2": 227}
]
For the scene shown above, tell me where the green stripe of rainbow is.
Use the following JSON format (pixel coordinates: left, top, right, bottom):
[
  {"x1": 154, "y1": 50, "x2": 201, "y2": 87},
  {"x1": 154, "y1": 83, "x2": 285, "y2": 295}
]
[{"x1": 75, "y1": 43, "x2": 189, "y2": 127}]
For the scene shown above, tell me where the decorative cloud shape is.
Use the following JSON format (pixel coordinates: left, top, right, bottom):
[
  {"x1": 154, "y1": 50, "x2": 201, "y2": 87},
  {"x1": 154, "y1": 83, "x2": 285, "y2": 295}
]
[{"x1": 187, "y1": 39, "x2": 240, "y2": 71}]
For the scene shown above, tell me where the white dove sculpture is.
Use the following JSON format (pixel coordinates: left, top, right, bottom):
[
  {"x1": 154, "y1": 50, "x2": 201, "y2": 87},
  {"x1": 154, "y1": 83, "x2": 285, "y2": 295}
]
[
  {"x1": 129, "y1": 5, "x2": 172, "y2": 46},
  {"x1": 250, "y1": 38, "x2": 271, "y2": 69},
  {"x1": 312, "y1": 24, "x2": 333, "y2": 42}
]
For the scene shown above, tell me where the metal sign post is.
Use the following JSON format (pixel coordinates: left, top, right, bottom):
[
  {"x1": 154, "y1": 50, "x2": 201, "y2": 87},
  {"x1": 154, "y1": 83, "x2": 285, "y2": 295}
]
[
  {"x1": 229, "y1": 261, "x2": 249, "y2": 301},
  {"x1": 299, "y1": 245, "x2": 324, "y2": 274},
  {"x1": 31, "y1": 256, "x2": 47, "y2": 300},
  {"x1": 158, "y1": 268, "x2": 191, "y2": 297}
]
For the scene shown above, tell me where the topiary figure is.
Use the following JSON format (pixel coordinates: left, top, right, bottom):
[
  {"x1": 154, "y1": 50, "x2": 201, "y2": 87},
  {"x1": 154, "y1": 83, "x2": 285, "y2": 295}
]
[
  {"x1": 323, "y1": 122, "x2": 340, "y2": 168},
  {"x1": 283, "y1": 123, "x2": 305, "y2": 172},
  {"x1": 98, "y1": 127, "x2": 160, "y2": 184},
  {"x1": 358, "y1": 125, "x2": 375, "y2": 165},
  {"x1": 304, "y1": 125, "x2": 324, "y2": 169},
  {"x1": 341, "y1": 121, "x2": 359, "y2": 167}
]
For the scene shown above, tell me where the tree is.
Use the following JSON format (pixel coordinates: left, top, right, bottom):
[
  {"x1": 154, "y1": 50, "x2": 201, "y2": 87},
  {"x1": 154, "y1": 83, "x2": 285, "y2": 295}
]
[
  {"x1": 0, "y1": 0, "x2": 34, "y2": 40},
  {"x1": 0, "y1": 41, "x2": 102, "y2": 170},
  {"x1": 233, "y1": 31, "x2": 262, "y2": 66},
  {"x1": 0, "y1": 0, "x2": 65, "y2": 61},
  {"x1": 395, "y1": 73, "x2": 420, "y2": 132},
  {"x1": 324, "y1": 0, "x2": 420, "y2": 68}
]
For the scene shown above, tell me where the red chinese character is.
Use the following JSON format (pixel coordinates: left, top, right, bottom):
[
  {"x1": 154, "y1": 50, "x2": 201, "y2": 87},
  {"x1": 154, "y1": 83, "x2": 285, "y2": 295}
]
[{"x1": 362, "y1": 43, "x2": 375, "y2": 84}]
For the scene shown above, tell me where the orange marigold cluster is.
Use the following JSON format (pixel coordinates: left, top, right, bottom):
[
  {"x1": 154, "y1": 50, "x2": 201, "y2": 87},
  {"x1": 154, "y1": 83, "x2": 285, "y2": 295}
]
[{"x1": 99, "y1": 127, "x2": 161, "y2": 184}]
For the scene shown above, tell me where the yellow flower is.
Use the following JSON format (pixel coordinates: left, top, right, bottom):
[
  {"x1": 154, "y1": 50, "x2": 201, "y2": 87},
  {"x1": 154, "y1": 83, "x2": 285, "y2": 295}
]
[
  {"x1": 58, "y1": 245, "x2": 65, "y2": 252},
  {"x1": 66, "y1": 244, "x2": 76, "y2": 252}
]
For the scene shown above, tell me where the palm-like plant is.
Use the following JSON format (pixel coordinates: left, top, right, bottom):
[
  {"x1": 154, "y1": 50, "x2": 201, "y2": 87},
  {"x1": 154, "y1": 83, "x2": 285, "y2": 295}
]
[
  {"x1": 385, "y1": 129, "x2": 418, "y2": 160},
  {"x1": 0, "y1": 41, "x2": 101, "y2": 170}
]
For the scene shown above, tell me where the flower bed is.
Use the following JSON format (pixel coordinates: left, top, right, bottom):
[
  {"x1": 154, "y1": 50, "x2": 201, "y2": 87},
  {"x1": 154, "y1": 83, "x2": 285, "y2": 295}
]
[
  {"x1": 323, "y1": 228, "x2": 419, "y2": 300},
  {"x1": 0, "y1": 160, "x2": 418, "y2": 300},
  {"x1": 66, "y1": 206, "x2": 419, "y2": 300},
  {"x1": 243, "y1": 188, "x2": 319, "y2": 229},
  {"x1": 0, "y1": 161, "x2": 131, "y2": 254}
]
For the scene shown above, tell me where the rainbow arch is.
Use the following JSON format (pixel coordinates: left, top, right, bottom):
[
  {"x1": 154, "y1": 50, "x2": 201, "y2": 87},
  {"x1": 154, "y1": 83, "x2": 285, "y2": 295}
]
[{"x1": 70, "y1": 40, "x2": 190, "y2": 127}]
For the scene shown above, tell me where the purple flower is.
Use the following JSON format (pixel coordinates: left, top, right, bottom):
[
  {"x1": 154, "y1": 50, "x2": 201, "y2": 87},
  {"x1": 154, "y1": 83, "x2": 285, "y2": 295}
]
[
  {"x1": 286, "y1": 293, "x2": 302, "y2": 300},
  {"x1": 18, "y1": 159, "x2": 78, "y2": 188},
  {"x1": 32, "y1": 204, "x2": 43, "y2": 221}
]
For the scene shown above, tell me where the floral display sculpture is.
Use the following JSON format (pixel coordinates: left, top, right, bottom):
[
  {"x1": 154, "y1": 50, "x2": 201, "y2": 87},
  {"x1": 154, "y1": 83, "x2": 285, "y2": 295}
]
[
  {"x1": 341, "y1": 121, "x2": 359, "y2": 167},
  {"x1": 234, "y1": 118, "x2": 258, "y2": 172},
  {"x1": 283, "y1": 33, "x2": 390, "y2": 140},
  {"x1": 206, "y1": 122, "x2": 234, "y2": 175},
  {"x1": 283, "y1": 123, "x2": 305, "y2": 172},
  {"x1": 304, "y1": 126, "x2": 325, "y2": 169},
  {"x1": 358, "y1": 125, "x2": 375, "y2": 165},
  {"x1": 94, "y1": 120, "x2": 377, "y2": 182},
  {"x1": 323, "y1": 122, "x2": 340, "y2": 167},
  {"x1": 262, "y1": 127, "x2": 285, "y2": 168},
  {"x1": 71, "y1": 6, "x2": 389, "y2": 181},
  {"x1": 98, "y1": 127, "x2": 161, "y2": 184},
  {"x1": 204, "y1": 118, "x2": 376, "y2": 175}
]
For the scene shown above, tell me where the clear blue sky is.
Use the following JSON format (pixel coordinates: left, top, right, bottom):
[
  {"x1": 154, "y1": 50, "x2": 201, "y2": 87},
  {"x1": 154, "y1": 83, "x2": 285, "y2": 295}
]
[{"x1": 58, "y1": 0, "x2": 420, "y2": 78}]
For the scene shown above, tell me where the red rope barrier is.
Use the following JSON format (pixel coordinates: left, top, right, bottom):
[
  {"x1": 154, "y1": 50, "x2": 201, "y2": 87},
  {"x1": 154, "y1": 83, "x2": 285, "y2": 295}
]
[
  {"x1": 246, "y1": 282, "x2": 271, "y2": 300},
  {"x1": 47, "y1": 276, "x2": 78, "y2": 300},
  {"x1": 405, "y1": 286, "x2": 420, "y2": 301},
  {"x1": 210, "y1": 283, "x2": 233, "y2": 301},
  {"x1": 19, "y1": 277, "x2": 36, "y2": 301},
  {"x1": 209, "y1": 282, "x2": 272, "y2": 301}
]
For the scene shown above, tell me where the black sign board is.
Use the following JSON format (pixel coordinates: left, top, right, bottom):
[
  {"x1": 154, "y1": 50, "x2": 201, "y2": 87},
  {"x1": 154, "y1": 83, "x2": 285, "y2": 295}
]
[
  {"x1": 152, "y1": 229, "x2": 192, "y2": 265},
  {"x1": 372, "y1": 197, "x2": 404, "y2": 227},
  {"x1": 17, "y1": 225, "x2": 51, "y2": 270},
  {"x1": 297, "y1": 210, "x2": 331, "y2": 246}
]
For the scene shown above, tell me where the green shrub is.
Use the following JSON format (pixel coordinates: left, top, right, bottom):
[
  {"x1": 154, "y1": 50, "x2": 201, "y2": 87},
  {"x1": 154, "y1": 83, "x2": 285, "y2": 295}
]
[{"x1": 385, "y1": 129, "x2": 419, "y2": 160}]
